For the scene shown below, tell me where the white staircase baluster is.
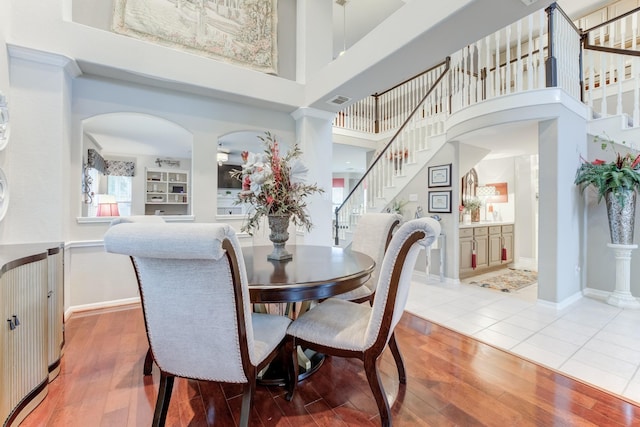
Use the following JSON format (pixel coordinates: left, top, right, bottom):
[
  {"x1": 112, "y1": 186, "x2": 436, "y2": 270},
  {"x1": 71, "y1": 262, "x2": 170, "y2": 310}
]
[
  {"x1": 485, "y1": 35, "x2": 492, "y2": 98},
  {"x1": 538, "y1": 8, "x2": 545, "y2": 89},
  {"x1": 634, "y1": 56, "x2": 639, "y2": 127},
  {"x1": 516, "y1": 20, "x2": 523, "y2": 92},
  {"x1": 617, "y1": 54, "x2": 624, "y2": 116},
  {"x1": 600, "y1": 26, "x2": 608, "y2": 116},
  {"x1": 495, "y1": 30, "x2": 501, "y2": 96},
  {"x1": 506, "y1": 24, "x2": 512, "y2": 94},
  {"x1": 527, "y1": 14, "x2": 534, "y2": 91}
]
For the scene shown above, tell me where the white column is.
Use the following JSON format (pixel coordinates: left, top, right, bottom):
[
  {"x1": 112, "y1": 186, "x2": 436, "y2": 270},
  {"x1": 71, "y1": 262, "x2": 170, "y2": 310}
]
[
  {"x1": 606, "y1": 244, "x2": 640, "y2": 309},
  {"x1": 291, "y1": 107, "x2": 335, "y2": 246}
]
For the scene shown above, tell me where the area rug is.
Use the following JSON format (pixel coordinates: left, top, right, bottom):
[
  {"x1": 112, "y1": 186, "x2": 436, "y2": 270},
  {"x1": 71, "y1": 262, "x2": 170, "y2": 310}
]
[{"x1": 468, "y1": 268, "x2": 537, "y2": 292}]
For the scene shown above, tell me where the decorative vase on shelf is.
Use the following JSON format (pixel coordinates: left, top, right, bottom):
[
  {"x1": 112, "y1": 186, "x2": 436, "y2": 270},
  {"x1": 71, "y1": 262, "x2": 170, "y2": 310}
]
[
  {"x1": 267, "y1": 214, "x2": 293, "y2": 261},
  {"x1": 605, "y1": 189, "x2": 637, "y2": 245},
  {"x1": 471, "y1": 208, "x2": 480, "y2": 222},
  {"x1": 462, "y1": 213, "x2": 471, "y2": 225}
]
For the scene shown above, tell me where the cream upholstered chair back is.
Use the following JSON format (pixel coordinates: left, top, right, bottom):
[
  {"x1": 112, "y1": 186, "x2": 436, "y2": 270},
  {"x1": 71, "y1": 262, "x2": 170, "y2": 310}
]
[
  {"x1": 104, "y1": 223, "x2": 257, "y2": 382},
  {"x1": 350, "y1": 213, "x2": 402, "y2": 294},
  {"x1": 364, "y1": 217, "x2": 440, "y2": 349}
]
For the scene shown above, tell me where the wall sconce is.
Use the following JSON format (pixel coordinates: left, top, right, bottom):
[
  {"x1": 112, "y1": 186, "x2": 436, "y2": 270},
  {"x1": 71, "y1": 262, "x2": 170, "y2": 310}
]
[{"x1": 97, "y1": 194, "x2": 120, "y2": 217}]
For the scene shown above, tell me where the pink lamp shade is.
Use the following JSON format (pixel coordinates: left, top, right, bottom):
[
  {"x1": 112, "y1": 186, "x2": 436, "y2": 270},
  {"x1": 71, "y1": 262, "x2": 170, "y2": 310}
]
[{"x1": 97, "y1": 195, "x2": 120, "y2": 217}]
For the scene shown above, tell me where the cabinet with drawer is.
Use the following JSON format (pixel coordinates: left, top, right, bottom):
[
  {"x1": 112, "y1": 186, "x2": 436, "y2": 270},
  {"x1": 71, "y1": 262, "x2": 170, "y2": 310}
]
[{"x1": 459, "y1": 224, "x2": 514, "y2": 279}]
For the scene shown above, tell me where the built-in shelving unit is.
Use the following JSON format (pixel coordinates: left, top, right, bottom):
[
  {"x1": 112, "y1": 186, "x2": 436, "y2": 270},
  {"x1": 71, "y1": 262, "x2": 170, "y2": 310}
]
[{"x1": 145, "y1": 168, "x2": 190, "y2": 216}]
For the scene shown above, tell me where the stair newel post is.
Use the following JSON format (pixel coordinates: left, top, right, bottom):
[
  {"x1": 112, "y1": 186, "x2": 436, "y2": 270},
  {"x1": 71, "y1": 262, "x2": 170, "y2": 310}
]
[
  {"x1": 545, "y1": 3, "x2": 558, "y2": 88},
  {"x1": 334, "y1": 207, "x2": 340, "y2": 246},
  {"x1": 374, "y1": 95, "x2": 380, "y2": 134}
]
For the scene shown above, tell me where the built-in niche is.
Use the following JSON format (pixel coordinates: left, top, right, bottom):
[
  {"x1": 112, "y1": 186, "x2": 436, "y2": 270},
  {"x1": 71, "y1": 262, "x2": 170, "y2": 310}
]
[{"x1": 80, "y1": 113, "x2": 193, "y2": 218}]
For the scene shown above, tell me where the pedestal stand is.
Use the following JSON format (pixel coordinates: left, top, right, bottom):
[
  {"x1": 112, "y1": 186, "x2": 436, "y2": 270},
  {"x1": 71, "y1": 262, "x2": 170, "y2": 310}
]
[{"x1": 606, "y1": 243, "x2": 640, "y2": 309}]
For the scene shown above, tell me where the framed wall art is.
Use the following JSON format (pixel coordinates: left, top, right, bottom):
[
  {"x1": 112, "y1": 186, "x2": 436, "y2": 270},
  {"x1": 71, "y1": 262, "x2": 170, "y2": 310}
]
[
  {"x1": 428, "y1": 163, "x2": 451, "y2": 188},
  {"x1": 112, "y1": 0, "x2": 278, "y2": 74},
  {"x1": 428, "y1": 190, "x2": 451, "y2": 213}
]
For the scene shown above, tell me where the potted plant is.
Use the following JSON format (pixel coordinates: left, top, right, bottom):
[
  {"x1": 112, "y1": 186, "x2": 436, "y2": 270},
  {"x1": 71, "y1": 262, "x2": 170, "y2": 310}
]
[
  {"x1": 575, "y1": 137, "x2": 640, "y2": 244},
  {"x1": 463, "y1": 197, "x2": 483, "y2": 223}
]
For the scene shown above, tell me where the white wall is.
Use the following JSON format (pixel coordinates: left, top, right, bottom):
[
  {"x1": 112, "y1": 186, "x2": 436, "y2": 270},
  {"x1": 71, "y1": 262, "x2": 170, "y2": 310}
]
[
  {"x1": 5, "y1": 50, "x2": 307, "y2": 310},
  {"x1": 475, "y1": 157, "x2": 516, "y2": 223}
]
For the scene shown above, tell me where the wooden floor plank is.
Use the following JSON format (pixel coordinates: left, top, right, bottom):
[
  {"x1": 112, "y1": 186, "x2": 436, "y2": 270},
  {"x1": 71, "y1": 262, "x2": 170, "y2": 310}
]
[{"x1": 19, "y1": 305, "x2": 640, "y2": 426}]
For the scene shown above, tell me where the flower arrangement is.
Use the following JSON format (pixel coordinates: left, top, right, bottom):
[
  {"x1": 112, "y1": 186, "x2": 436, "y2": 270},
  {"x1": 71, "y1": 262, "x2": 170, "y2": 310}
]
[
  {"x1": 462, "y1": 197, "x2": 483, "y2": 213},
  {"x1": 575, "y1": 136, "x2": 640, "y2": 204},
  {"x1": 230, "y1": 132, "x2": 324, "y2": 235}
]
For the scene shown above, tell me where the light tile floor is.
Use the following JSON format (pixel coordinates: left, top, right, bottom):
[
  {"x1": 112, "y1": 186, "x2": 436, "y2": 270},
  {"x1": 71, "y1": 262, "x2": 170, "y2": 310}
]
[{"x1": 406, "y1": 271, "x2": 640, "y2": 405}]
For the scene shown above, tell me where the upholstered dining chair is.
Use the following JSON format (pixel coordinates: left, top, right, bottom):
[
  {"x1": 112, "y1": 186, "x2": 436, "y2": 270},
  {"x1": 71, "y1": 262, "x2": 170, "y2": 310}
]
[
  {"x1": 104, "y1": 223, "x2": 295, "y2": 427},
  {"x1": 333, "y1": 213, "x2": 405, "y2": 382},
  {"x1": 286, "y1": 217, "x2": 441, "y2": 427},
  {"x1": 334, "y1": 213, "x2": 401, "y2": 305},
  {"x1": 109, "y1": 215, "x2": 166, "y2": 376}
]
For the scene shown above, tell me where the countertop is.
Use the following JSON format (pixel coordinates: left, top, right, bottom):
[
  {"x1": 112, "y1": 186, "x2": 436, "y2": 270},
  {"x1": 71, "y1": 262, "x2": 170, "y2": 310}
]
[{"x1": 0, "y1": 242, "x2": 63, "y2": 274}]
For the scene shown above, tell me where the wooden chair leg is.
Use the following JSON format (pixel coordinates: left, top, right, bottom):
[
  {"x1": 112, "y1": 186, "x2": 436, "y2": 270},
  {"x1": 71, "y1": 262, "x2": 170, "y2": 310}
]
[
  {"x1": 239, "y1": 379, "x2": 255, "y2": 427},
  {"x1": 364, "y1": 355, "x2": 391, "y2": 427},
  {"x1": 388, "y1": 332, "x2": 406, "y2": 384},
  {"x1": 143, "y1": 346, "x2": 153, "y2": 375},
  {"x1": 284, "y1": 336, "x2": 298, "y2": 401},
  {"x1": 152, "y1": 373, "x2": 174, "y2": 427}
]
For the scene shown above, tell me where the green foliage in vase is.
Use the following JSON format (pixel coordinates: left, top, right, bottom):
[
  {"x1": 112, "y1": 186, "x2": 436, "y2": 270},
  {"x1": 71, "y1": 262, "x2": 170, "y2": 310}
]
[{"x1": 575, "y1": 136, "x2": 640, "y2": 204}]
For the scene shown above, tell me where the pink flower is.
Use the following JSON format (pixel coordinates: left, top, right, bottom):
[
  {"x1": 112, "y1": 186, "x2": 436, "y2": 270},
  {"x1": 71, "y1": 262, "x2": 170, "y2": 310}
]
[{"x1": 592, "y1": 159, "x2": 606, "y2": 165}]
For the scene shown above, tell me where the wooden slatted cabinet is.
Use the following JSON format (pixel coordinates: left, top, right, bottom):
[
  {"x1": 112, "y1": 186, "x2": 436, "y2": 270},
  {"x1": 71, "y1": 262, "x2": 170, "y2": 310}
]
[{"x1": 0, "y1": 244, "x2": 64, "y2": 427}]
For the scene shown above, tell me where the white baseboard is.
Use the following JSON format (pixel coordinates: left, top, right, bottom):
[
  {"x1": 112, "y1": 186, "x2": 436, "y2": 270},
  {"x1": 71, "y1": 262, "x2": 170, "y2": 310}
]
[
  {"x1": 512, "y1": 257, "x2": 537, "y2": 271},
  {"x1": 65, "y1": 297, "x2": 141, "y2": 321},
  {"x1": 582, "y1": 287, "x2": 611, "y2": 302},
  {"x1": 537, "y1": 290, "x2": 583, "y2": 310}
]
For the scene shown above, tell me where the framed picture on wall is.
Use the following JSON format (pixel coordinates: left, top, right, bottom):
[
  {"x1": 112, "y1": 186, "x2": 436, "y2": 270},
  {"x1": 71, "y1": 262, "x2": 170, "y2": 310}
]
[
  {"x1": 428, "y1": 164, "x2": 452, "y2": 187},
  {"x1": 428, "y1": 190, "x2": 452, "y2": 213}
]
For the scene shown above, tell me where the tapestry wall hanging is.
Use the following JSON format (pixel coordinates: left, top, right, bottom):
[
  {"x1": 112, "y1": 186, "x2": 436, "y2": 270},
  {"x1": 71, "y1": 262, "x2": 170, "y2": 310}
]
[{"x1": 112, "y1": 0, "x2": 278, "y2": 74}]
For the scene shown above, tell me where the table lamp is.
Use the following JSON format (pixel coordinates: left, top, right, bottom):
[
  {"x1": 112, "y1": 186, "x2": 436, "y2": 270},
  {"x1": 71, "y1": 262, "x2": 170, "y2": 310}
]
[{"x1": 97, "y1": 194, "x2": 120, "y2": 217}]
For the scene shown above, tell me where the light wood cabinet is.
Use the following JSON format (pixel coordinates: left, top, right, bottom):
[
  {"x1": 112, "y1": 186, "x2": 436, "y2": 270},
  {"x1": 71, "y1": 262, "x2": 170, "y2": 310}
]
[
  {"x1": 145, "y1": 168, "x2": 190, "y2": 216},
  {"x1": 459, "y1": 224, "x2": 514, "y2": 279},
  {"x1": 1, "y1": 244, "x2": 64, "y2": 427},
  {"x1": 488, "y1": 226, "x2": 503, "y2": 267},
  {"x1": 502, "y1": 225, "x2": 514, "y2": 264},
  {"x1": 459, "y1": 228, "x2": 474, "y2": 276}
]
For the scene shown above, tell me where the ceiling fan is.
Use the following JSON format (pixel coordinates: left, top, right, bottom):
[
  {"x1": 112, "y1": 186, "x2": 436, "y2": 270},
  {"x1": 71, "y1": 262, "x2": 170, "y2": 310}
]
[{"x1": 217, "y1": 142, "x2": 230, "y2": 166}]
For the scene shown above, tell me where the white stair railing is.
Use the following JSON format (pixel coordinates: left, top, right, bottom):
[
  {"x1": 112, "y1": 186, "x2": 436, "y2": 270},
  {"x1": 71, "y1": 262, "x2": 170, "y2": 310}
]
[{"x1": 334, "y1": 59, "x2": 449, "y2": 244}]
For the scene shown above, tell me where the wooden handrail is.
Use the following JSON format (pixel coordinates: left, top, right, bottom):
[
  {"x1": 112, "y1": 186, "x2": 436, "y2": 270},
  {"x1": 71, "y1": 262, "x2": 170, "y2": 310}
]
[{"x1": 334, "y1": 57, "x2": 450, "y2": 245}]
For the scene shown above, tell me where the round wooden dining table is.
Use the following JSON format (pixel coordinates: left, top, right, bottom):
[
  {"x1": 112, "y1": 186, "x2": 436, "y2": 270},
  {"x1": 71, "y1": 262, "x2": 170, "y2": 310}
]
[
  {"x1": 242, "y1": 244, "x2": 375, "y2": 384},
  {"x1": 243, "y1": 244, "x2": 375, "y2": 304}
]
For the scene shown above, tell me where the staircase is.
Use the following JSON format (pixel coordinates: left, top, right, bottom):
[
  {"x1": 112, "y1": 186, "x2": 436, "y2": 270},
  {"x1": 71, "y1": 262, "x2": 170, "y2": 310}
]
[{"x1": 333, "y1": 2, "x2": 640, "y2": 245}]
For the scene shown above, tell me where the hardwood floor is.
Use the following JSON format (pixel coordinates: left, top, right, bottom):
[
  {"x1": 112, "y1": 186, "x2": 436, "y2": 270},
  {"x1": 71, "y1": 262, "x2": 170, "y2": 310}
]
[{"x1": 21, "y1": 305, "x2": 640, "y2": 426}]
